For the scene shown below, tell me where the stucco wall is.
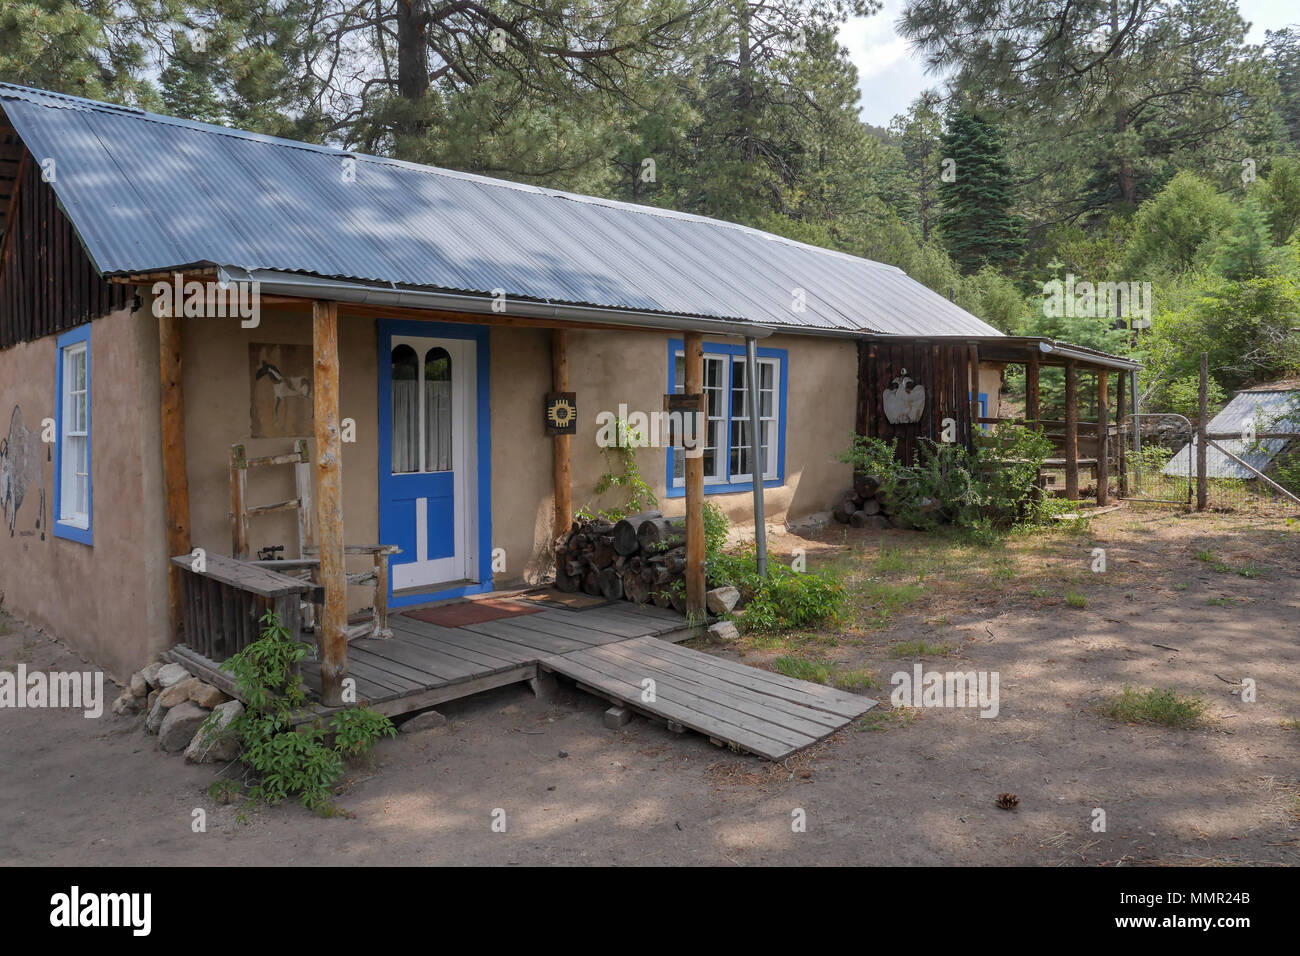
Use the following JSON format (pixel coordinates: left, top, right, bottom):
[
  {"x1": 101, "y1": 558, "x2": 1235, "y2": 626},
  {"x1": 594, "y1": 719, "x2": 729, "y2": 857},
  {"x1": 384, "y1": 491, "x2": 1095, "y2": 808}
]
[
  {"x1": 178, "y1": 318, "x2": 860, "y2": 593},
  {"x1": 0, "y1": 304, "x2": 169, "y2": 681}
]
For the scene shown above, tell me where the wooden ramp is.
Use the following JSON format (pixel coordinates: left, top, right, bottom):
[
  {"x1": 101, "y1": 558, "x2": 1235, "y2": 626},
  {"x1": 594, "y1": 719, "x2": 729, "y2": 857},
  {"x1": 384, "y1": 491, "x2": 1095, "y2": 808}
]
[{"x1": 541, "y1": 636, "x2": 876, "y2": 760}]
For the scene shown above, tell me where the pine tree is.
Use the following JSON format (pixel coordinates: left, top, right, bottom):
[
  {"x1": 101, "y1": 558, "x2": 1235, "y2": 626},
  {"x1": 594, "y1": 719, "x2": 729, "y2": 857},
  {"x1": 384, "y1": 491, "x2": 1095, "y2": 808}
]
[
  {"x1": 1215, "y1": 198, "x2": 1278, "y2": 280},
  {"x1": 936, "y1": 108, "x2": 1025, "y2": 274}
]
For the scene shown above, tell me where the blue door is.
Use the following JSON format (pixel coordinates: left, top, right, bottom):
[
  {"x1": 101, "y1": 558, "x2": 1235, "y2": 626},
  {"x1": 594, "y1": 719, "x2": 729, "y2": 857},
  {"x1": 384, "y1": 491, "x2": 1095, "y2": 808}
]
[{"x1": 380, "y1": 334, "x2": 477, "y2": 592}]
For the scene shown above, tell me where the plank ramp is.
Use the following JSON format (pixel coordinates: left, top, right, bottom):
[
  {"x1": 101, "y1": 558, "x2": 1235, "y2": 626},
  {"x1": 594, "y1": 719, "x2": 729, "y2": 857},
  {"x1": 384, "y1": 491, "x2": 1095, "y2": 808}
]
[{"x1": 541, "y1": 636, "x2": 876, "y2": 760}]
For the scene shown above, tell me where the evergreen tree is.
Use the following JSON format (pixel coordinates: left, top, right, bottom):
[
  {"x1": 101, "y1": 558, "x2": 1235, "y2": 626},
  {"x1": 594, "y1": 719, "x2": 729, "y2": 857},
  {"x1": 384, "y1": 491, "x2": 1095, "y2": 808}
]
[
  {"x1": 936, "y1": 108, "x2": 1025, "y2": 274},
  {"x1": 1215, "y1": 198, "x2": 1278, "y2": 280}
]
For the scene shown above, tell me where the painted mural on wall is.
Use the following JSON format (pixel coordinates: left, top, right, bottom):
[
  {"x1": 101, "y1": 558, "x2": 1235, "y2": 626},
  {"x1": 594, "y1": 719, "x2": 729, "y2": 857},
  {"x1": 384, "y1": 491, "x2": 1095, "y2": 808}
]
[
  {"x1": 1, "y1": 405, "x2": 47, "y2": 539},
  {"x1": 882, "y1": 368, "x2": 926, "y2": 424},
  {"x1": 250, "y1": 344, "x2": 313, "y2": 438}
]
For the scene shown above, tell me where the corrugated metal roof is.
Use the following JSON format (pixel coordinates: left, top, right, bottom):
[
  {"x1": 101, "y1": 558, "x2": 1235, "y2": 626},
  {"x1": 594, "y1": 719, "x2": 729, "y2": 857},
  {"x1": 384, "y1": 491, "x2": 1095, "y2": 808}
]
[
  {"x1": 1163, "y1": 389, "x2": 1298, "y2": 479},
  {"x1": 0, "y1": 82, "x2": 1002, "y2": 337}
]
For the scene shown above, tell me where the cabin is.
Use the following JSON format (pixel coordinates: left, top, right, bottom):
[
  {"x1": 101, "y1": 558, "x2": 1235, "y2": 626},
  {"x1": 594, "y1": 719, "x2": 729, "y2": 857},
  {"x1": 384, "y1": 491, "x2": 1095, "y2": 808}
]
[{"x1": 0, "y1": 82, "x2": 1138, "y2": 715}]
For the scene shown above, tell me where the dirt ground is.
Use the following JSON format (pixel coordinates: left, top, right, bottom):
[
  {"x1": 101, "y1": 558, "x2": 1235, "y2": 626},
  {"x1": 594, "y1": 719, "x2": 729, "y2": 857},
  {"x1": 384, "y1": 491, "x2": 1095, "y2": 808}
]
[{"x1": 2, "y1": 507, "x2": 1298, "y2": 866}]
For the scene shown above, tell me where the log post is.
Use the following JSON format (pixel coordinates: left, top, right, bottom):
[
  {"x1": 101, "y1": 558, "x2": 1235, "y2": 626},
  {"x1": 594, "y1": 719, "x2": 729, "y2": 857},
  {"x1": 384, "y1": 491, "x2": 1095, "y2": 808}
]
[
  {"x1": 552, "y1": 329, "x2": 571, "y2": 540},
  {"x1": 1116, "y1": 370, "x2": 1127, "y2": 497},
  {"x1": 1026, "y1": 352, "x2": 1040, "y2": 427},
  {"x1": 157, "y1": 301, "x2": 192, "y2": 638},
  {"x1": 1064, "y1": 360, "x2": 1079, "y2": 500},
  {"x1": 312, "y1": 300, "x2": 348, "y2": 706},
  {"x1": 683, "y1": 331, "x2": 706, "y2": 616},
  {"x1": 968, "y1": 343, "x2": 981, "y2": 428},
  {"x1": 1197, "y1": 352, "x2": 1208, "y2": 511},
  {"x1": 1096, "y1": 368, "x2": 1109, "y2": 506}
]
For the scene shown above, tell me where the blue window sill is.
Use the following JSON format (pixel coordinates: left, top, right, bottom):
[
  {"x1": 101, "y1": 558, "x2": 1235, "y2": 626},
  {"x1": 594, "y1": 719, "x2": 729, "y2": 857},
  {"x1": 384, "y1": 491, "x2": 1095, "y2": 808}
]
[
  {"x1": 664, "y1": 477, "x2": 783, "y2": 499},
  {"x1": 52, "y1": 520, "x2": 93, "y2": 546}
]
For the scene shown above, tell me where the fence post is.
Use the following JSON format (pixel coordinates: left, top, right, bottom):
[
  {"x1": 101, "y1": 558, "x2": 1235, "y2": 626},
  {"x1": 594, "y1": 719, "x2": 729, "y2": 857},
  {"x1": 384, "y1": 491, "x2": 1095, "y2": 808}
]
[{"x1": 1197, "y1": 352, "x2": 1208, "y2": 511}]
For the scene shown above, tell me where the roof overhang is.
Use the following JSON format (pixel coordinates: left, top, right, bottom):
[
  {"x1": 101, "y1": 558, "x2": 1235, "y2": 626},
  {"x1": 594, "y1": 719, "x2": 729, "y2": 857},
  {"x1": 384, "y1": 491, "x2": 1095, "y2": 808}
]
[
  {"x1": 215, "y1": 268, "x2": 774, "y2": 339},
  {"x1": 860, "y1": 333, "x2": 1141, "y2": 372}
]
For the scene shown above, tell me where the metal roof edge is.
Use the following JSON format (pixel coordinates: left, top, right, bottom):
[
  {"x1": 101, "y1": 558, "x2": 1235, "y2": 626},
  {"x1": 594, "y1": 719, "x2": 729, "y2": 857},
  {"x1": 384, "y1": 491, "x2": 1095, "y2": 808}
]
[{"x1": 221, "y1": 269, "x2": 774, "y2": 339}]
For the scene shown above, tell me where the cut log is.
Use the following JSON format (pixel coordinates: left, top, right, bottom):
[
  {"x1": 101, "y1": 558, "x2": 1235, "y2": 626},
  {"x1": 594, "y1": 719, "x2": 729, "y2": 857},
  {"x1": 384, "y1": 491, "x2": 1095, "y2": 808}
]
[
  {"x1": 623, "y1": 571, "x2": 651, "y2": 605},
  {"x1": 612, "y1": 510, "x2": 661, "y2": 555},
  {"x1": 854, "y1": 473, "x2": 881, "y2": 499},
  {"x1": 652, "y1": 589, "x2": 673, "y2": 609},
  {"x1": 591, "y1": 537, "x2": 616, "y2": 569},
  {"x1": 597, "y1": 567, "x2": 624, "y2": 601},
  {"x1": 860, "y1": 498, "x2": 881, "y2": 516},
  {"x1": 554, "y1": 565, "x2": 580, "y2": 593},
  {"x1": 582, "y1": 569, "x2": 601, "y2": 596},
  {"x1": 668, "y1": 589, "x2": 688, "y2": 614},
  {"x1": 832, "y1": 494, "x2": 856, "y2": 524},
  {"x1": 637, "y1": 515, "x2": 687, "y2": 552}
]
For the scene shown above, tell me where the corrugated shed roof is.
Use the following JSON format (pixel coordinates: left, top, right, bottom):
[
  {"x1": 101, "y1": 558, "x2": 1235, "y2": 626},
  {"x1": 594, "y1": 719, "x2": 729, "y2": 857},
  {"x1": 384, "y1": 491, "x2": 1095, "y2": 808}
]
[
  {"x1": 0, "y1": 82, "x2": 1002, "y2": 337},
  {"x1": 1163, "y1": 389, "x2": 1298, "y2": 479}
]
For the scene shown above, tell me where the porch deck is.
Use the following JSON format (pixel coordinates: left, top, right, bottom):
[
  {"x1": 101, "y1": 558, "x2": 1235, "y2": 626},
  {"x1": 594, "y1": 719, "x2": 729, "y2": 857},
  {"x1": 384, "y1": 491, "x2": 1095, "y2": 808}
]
[
  {"x1": 296, "y1": 602, "x2": 692, "y2": 716},
  {"x1": 167, "y1": 598, "x2": 875, "y2": 760}
]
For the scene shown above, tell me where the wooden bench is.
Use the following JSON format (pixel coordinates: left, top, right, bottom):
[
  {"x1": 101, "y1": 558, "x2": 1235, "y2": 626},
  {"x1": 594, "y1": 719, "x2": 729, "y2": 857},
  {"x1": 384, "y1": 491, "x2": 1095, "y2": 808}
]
[{"x1": 171, "y1": 552, "x2": 315, "y2": 661}]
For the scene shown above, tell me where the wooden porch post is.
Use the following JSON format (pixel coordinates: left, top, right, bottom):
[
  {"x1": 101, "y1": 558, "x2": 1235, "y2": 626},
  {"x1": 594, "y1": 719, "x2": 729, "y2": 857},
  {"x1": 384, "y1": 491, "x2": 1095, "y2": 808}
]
[
  {"x1": 552, "y1": 329, "x2": 572, "y2": 539},
  {"x1": 1026, "y1": 352, "x2": 1040, "y2": 427},
  {"x1": 683, "y1": 331, "x2": 706, "y2": 616},
  {"x1": 1116, "y1": 370, "x2": 1127, "y2": 497},
  {"x1": 1064, "y1": 360, "x2": 1079, "y2": 500},
  {"x1": 157, "y1": 301, "x2": 192, "y2": 637},
  {"x1": 312, "y1": 300, "x2": 347, "y2": 706},
  {"x1": 968, "y1": 343, "x2": 981, "y2": 427},
  {"x1": 1096, "y1": 368, "x2": 1110, "y2": 506}
]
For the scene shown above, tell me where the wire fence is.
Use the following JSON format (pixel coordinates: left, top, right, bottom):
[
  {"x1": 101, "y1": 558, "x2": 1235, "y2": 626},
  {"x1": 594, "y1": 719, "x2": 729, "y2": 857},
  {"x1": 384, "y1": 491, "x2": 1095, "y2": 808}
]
[{"x1": 1121, "y1": 412, "x2": 1300, "y2": 515}]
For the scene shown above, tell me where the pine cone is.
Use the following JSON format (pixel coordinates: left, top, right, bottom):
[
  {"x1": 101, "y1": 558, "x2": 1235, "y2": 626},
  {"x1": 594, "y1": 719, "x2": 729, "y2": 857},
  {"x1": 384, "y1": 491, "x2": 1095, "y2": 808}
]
[{"x1": 996, "y1": 792, "x2": 1019, "y2": 810}]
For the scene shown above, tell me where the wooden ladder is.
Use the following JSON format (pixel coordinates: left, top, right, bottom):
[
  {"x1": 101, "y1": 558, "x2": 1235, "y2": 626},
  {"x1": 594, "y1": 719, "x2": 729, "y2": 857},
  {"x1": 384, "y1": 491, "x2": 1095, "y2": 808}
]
[{"x1": 229, "y1": 439, "x2": 313, "y2": 560}]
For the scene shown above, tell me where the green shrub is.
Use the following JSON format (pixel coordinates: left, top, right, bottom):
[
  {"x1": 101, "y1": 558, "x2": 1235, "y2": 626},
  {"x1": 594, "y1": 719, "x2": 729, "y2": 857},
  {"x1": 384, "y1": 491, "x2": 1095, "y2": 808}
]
[
  {"x1": 840, "y1": 425, "x2": 1054, "y2": 535},
  {"x1": 215, "y1": 611, "x2": 396, "y2": 815},
  {"x1": 713, "y1": 545, "x2": 846, "y2": 633}
]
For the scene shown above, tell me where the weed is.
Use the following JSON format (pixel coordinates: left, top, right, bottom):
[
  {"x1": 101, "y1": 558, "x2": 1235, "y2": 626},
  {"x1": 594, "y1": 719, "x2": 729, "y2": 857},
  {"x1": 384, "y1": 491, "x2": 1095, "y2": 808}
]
[
  {"x1": 1097, "y1": 684, "x2": 1208, "y2": 729},
  {"x1": 1065, "y1": 590, "x2": 1087, "y2": 608},
  {"x1": 888, "y1": 640, "x2": 956, "y2": 659},
  {"x1": 771, "y1": 655, "x2": 831, "y2": 684}
]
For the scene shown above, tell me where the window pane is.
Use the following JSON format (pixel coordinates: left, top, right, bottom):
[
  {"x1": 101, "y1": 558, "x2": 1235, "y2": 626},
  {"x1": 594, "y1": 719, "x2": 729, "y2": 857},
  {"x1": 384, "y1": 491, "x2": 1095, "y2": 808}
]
[
  {"x1": 390, "y1": 345, "x2": 419, "y2": 473},
  {"x1": 424, "y1": 347, "x2": 452, "y2": 472}
]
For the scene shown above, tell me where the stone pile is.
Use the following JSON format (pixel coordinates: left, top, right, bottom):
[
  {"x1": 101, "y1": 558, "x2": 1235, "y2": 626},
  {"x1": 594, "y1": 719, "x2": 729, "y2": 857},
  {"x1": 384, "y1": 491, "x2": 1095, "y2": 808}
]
[{"x1": 112, "y1": 661, "x2": 244, "y2": 763}]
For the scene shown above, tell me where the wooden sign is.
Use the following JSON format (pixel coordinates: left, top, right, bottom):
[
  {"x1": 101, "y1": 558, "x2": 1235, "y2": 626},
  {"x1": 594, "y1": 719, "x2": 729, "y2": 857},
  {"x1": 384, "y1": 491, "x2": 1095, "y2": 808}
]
[
  {"x1": 664, "y1": 392, "x2": 704, "y2": 449},
  {"x1": 545, "y1": 392, "x2": 577, "y2": 434}
]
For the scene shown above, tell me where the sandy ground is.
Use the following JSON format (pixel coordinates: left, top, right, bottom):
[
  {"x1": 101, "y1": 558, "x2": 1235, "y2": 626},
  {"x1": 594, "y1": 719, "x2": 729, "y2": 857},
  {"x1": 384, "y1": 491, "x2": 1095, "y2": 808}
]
[{"x1": 1, "y1": 508, "x2": 1297, "y2": 866}]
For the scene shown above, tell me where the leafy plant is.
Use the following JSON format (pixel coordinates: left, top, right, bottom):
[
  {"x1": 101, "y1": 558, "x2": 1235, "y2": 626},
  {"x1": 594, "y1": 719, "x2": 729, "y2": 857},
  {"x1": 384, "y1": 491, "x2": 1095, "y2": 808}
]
[
  {"x1": 214, "y1": 610, "x2": 396, "y2": 815},
  {"x1": 713, "y1": 545, "x2": 846, "y2": 633},
  {"x1": 579, "y1": 417, "x2": 657, "y2": 522}
]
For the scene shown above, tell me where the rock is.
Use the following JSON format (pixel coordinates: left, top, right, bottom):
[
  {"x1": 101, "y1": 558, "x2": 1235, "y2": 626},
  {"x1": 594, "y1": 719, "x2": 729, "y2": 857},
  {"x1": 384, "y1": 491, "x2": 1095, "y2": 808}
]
[
  {"x1": 706, "y1": 586, "x2": 741, "y2": 615},
  {"x1": 158, "y1": 702, "x2": 210, "y2": 753},
  {"x1": 189, "y1": 681, "x2": 226, "y2": 709},
  {"x1": 154, "y1": 663, "x2": 191, "y2": 689},
  {"x1": 158, "y1": 676, "x2": 199, "y2": 709},
  {"x1": 146, "y1": 689, "x2": 159, "y2": 712},
  {"x1": 112, "y1": 690, "x2": 140, "y2": 716},
  {"x1": 708, "y1": 620, "x2": 740, "y2": 643},
  {"x1": 400, "y1": 709, "x2": 448, "y2": 733},
  {"x1": 145, "y1": 694, "x2": 167, "y2": 734},
  {"x1": 141, "y1": 662, "x2": 163, "y2": 689},
  {"x1": 129, "y1": 672, "x2": 149, "y2": 698},
  {"x1": 184, "y1": 700, "x2": 244, "y2": 764}
]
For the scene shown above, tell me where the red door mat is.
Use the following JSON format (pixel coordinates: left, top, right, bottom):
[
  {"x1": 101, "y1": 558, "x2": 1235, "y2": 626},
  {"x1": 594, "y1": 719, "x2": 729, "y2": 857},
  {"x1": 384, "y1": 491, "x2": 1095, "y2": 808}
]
[{"x1": 403, "y1": 597, "x2": 543, "y2": 628}]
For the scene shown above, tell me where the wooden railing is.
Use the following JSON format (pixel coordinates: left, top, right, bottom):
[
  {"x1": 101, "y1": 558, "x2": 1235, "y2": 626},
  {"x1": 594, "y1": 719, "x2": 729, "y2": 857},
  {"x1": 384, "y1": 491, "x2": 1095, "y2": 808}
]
[{"x1": 171, "y1": 552, "x2": 315, "y2": 661}]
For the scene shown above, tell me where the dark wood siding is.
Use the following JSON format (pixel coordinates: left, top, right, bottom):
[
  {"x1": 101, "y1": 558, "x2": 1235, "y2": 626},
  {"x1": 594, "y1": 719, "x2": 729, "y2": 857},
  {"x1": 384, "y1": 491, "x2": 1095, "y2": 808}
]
[
  {"x1": 856, "y1": 338, "x2": 977, "y2": 464},
  {"x1": 0, "y1": 153, "x2": 128, "y2": 349}
]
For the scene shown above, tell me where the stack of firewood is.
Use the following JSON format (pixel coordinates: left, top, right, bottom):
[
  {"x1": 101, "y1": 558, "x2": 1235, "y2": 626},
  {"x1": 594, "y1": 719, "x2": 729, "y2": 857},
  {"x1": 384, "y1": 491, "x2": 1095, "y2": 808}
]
[
  {"x1": 554, "y1": 511, "x2": 689, "y2": 611},
  {"x1": 831, "y1": 473, "x2": 894, "y2": 528}
]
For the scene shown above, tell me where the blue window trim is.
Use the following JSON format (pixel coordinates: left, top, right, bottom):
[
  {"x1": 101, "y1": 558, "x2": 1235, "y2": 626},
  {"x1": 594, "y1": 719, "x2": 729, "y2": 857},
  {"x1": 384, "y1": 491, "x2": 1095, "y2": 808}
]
[
  {"x1": 377, "y1": 319, "x2": 492, "y2": 607},
  {"x1": 52, "y1": 324, "x2": 93, "y2": 546},
  {"x1": 664, "y1": 338, "x2": 788, "y2": 499},
  {"x1": 972, "y1": 391, "x2": 989, "y2": 432}
]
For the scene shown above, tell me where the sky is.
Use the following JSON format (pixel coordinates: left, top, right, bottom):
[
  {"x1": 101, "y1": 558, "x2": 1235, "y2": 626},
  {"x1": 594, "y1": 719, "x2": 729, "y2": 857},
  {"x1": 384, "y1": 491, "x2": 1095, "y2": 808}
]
[{"x1": 843, "y1": 0, "x2": 1300, "y2": 129}]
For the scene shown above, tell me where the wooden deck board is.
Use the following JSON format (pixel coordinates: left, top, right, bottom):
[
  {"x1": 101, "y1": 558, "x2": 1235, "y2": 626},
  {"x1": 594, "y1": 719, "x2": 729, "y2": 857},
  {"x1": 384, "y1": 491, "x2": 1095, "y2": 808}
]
[{"x1": 541, "y1": 636, "x2": 875, "y2": 760}]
